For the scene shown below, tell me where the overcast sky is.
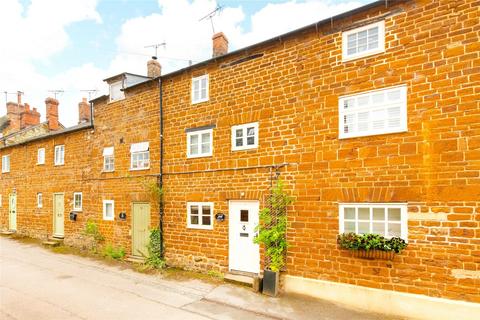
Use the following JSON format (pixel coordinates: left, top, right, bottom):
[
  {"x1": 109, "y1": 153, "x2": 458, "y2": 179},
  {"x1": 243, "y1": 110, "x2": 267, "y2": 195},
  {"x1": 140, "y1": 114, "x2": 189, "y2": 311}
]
[{"x1": 0, "y1": 0, "x2": 373, "y2": 127}]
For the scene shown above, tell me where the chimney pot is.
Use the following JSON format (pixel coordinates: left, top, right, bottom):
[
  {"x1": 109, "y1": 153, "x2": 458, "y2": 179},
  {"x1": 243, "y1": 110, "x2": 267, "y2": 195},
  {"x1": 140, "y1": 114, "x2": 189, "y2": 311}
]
[
  {"x1": 147, "y1": 59, "x2": 161, "y2": 78},
  {"x1": 212, "y1": 32, "x2": 228, "y2": 57}
]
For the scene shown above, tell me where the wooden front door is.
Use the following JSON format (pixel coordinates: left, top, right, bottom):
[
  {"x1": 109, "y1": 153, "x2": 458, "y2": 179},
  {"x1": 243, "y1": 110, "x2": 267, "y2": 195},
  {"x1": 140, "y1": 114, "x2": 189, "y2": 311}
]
[
  {"x1": 53, "y1": 194, "x2": 64, "y2": 238},
  {"x1": 9, "y1": 194, "x2": 17, "y2": 231},
  {"x1": 132, "y1": 203, "x2": 150, "y2": 257}
]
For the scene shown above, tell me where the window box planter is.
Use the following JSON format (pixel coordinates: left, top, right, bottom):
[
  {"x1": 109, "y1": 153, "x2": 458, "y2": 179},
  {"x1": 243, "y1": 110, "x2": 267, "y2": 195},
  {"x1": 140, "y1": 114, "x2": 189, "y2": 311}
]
[
  {"x1": 337, "y1": 233, "x2": 407, "y2": 261},
  {"x1": 262, "y1": 269, "x2": 280, "y2": 297},
  {"x1": 350, "y1": 249, "x2": 395, "y2": 260}
]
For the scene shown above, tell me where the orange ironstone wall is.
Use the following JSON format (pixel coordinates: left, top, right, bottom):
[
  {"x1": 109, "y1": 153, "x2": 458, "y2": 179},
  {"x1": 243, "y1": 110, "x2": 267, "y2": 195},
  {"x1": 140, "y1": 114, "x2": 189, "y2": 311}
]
[
  {"x1": 161, "y1": 0, "x2": 480, "y2": 302},
  {"x1": 0, "y1": 0, "x2": 479, "y2": 303},
  {"x1": 0, "y1": 82, "x2": 161, "y2": 254}
]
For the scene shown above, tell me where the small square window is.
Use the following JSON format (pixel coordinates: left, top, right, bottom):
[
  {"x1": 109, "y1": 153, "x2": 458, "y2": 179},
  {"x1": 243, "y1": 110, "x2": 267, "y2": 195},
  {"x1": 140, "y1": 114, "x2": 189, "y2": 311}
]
[
  {"x1": 187, "y1": 129, "x2": 213, "y2": 158},
  {"x1": 231, "y1": 122, "x2": 259, "y2": 151},
  {"x1": 342, "y1": 21, "x2": 385, "y2": 61},
  {"x1": 187, "y1": 202, "x2": 213, "y2": 229},
  {"x1": 191, "y1": 75, "x2": 209, "y2": 104},
  {"x1": 103, "y1": 200, "x2": 114, "y2": 221},
  {"x1": 73, "y1": 192, "x2": 82, "y2": 211},
  {"x1": 130, "y1": 142, "x2": 149, "y2": 170}
]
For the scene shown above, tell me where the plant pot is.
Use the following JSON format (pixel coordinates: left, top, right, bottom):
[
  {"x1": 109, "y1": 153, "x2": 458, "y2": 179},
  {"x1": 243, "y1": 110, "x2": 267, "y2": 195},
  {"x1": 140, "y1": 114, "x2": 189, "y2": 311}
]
[
  {"x1": 352, "y1": 249, "x2": 395, "y2": 260},
  {"x1": 262, "y1": 269, "x2": 280, "y2": 296}
]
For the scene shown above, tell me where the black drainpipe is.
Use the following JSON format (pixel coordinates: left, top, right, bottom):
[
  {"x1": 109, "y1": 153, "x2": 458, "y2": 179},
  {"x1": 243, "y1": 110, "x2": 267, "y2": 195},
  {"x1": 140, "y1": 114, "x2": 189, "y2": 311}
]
[
  {"x1": 89, "y1": 101, "x2": 94, "y2": 128},
  {"x1": 158, "y1": 77, "x2": 165, "y2": 258}
]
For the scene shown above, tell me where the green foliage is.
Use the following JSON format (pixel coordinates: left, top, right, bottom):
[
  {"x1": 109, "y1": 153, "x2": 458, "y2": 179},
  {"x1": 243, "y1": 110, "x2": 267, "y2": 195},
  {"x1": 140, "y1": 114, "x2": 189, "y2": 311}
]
[
  {"x1": 145, "y1": 228, "x2": 166, "y2": 269},
  {"x1": 254, "y1": 179, "x2": 293, "y2": 272},
  {"x1": 84, "y1": 219, "x2": 104, "y2": 242},
  {"x1": 143, "y1": 180, "x2": 164, "y2": 203},
  {"x1": 337, "y1": 233, "x2": 408, "y2": 253},
  {"x1": 103, "y1": 244, "x2": 126, "y2": 260},
  {"x1": 207, "y1": 270, "x2": 224, "y2": 279}
]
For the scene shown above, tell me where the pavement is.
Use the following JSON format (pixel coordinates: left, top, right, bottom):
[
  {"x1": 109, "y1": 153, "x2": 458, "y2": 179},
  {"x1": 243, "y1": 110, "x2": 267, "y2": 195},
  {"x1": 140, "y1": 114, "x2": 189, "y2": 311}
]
[{"x1": 0, "y1": 237, "x2": 402, "y2": 320}]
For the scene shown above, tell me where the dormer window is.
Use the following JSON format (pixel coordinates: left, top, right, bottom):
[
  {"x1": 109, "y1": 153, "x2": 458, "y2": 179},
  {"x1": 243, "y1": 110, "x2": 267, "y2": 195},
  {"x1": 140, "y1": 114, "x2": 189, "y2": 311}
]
[{"x1": 110, "y1": 80, "x2": 125, "y2": 102}]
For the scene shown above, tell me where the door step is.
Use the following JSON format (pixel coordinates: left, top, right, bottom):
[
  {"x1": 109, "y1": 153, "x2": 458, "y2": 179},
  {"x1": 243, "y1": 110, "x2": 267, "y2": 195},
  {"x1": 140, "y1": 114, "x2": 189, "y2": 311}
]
[
  {"x1": 224, "y1": 272, "x2": 255, "y2": 287},
  {"x1": 42, "y1": 237, "x2": 64, "y2": 247},
  {"x1": 126, "y1": 255, "x2": 146, "y2": 264},
  {"x1": 0, "y1": 230, "x2": 16, "y2": 236}
]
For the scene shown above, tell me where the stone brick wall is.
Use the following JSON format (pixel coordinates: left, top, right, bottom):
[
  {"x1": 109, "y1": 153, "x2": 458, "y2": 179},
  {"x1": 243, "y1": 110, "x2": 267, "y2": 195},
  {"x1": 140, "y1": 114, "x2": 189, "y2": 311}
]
[
  {"x1": 160, "y1": 0, "x2": 479, "y2": 302},
  {"x1": 0, "y1": 81, "x2": 161, "y2": 254},
  {"x1": 0, "y1": 0, "x2": 478, "y2": 303}
]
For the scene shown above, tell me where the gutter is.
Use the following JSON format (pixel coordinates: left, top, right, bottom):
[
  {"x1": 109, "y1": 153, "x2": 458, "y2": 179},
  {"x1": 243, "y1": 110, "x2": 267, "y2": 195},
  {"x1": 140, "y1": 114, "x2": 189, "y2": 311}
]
[{"x1": 123, "y1": 0, "x2": 402, "y2": 93}]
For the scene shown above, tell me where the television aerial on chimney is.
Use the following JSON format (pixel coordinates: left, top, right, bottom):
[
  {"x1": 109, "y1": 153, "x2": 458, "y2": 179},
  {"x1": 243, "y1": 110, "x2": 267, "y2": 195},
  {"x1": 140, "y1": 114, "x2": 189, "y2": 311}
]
[
  {"x1": 80, "y1": 89, "x2": 98, "y2": 101},
  {"x1": 144, "y1": 42, "x2": 166, "y2": 60},
  {"x1": 199, "y1": 5, "x2": 223, "y2": 34},
  {"x1": 48, "y1": 89, "x2": 64, "y2": 99}
]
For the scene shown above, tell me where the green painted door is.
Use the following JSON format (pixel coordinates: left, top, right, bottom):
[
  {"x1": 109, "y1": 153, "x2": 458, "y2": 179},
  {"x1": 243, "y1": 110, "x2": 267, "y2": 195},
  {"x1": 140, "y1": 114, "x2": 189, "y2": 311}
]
[
  {"x1": 9, "y1": 194, "x2": 16, "y2": 231},
  {"x1": 53, "y1": 194, "x2": 64, "y2": 237},
  {"x1": 132, "y1": 203, "x2": 150, "y2": 257}
]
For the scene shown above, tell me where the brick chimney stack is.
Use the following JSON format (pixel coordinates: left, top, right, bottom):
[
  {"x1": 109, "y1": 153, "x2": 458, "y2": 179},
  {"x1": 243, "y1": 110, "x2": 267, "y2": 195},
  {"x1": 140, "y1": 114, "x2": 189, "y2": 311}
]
[
  {"x1": 212, "y1": 32, "x2": 228, "y2": 57},
  {"x1": 6, "y1": 102, "x2": 21, "y2": 131},
  {"x1": 78, "y1": 97, "x2": 91, "y2": 124},
  {"x1": 147, "y1": 57, "x2": 161, "y2": 78},
  {"x1": 20, "y1": 103, "x2": 40, "y2": 128},
  {"x1": 45, "y1": 97, "x2": 60, "y2": 130}
]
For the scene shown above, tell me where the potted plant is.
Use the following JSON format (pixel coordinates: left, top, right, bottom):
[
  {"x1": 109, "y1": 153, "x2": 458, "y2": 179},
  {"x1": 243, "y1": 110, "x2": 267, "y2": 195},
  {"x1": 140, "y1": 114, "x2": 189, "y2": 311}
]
[
  {"x1": 337, "y1": 233, "x2": 407, "y2": 260},
  {"x1": 254, "y1": 179, "x2": 292, "y2": 296}
]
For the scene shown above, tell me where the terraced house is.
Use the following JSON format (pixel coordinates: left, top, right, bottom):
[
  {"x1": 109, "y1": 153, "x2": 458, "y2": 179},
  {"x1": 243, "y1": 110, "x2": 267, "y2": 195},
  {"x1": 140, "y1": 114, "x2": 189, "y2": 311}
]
[{"x1": 1, "y1": 0, "x2": 479, "y2": 317}]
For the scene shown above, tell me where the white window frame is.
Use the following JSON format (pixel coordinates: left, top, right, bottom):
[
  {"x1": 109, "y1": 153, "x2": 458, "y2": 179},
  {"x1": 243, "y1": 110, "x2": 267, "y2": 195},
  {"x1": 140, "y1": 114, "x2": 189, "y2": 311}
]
[
  {"x1": 187, "y1": 202, "x2": 214, "y2": 230},
  {"x1": 191, "y1": 74, "x2": 209, "y2": 104},
  {"x1": 339, "y1": 203, "x2": 408, "y2": 241},
  {"x1": 103, "y1": 200, "x2": 114, "y2": 221},
  {"x1": 338, "y1": 85, "x2": 407, "y2": 139},
  {"x1": 130, "y1": 142, "x2": 150, "y2": 170},
  {"x1": 231, "y1": 122, "x2": 259, "y2": 151},
  {"x1": 37, "y1": 193, "x2": 43, "y2": 208},
  {"x1": 1, "y1": 155, "x2": 10, "y2": 173},
  {"x1": 37, "y1": 148, "x2": 45, "y2": 165},
  {"x1": 103, "y1": 147, "x2": 115, "y2": 172},
  {"x1": 54, "y1": 145, "x2": 65, "y2": 166},
  {"x1": 109, "y1": 80, "x2": 125, "y2": 102},
  {"x1": 342, "y1": 20, "x2": 385, "y2": 61},
  {"x1": 73, "y1": 192, "x2": 82, "y2": 211},
  {"x1": 187, "y1": 128, "x2": 213, "y2": 158}
]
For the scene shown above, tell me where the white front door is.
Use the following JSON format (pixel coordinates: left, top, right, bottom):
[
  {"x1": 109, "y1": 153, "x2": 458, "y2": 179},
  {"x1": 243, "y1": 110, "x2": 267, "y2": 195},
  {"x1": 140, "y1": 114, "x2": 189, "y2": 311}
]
[{"x1": 229, "y1": 200, "x2": 260, "y2": 274}]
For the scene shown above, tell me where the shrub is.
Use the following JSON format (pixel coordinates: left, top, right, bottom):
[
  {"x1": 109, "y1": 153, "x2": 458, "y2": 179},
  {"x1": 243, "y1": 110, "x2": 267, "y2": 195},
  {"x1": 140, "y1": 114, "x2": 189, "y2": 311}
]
[
  {"x1": 103, "y1": 244, "x2": 125, "y2": 260},
  {"x1": 145, "y1": 228, "x2": 166, "y2": 269},
  {"x1": 84, "y1": 219, "x2": 104, "y2": 242},
  {"x1": 337, "y1": 232, "x2": 407, "y2": 253}
]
